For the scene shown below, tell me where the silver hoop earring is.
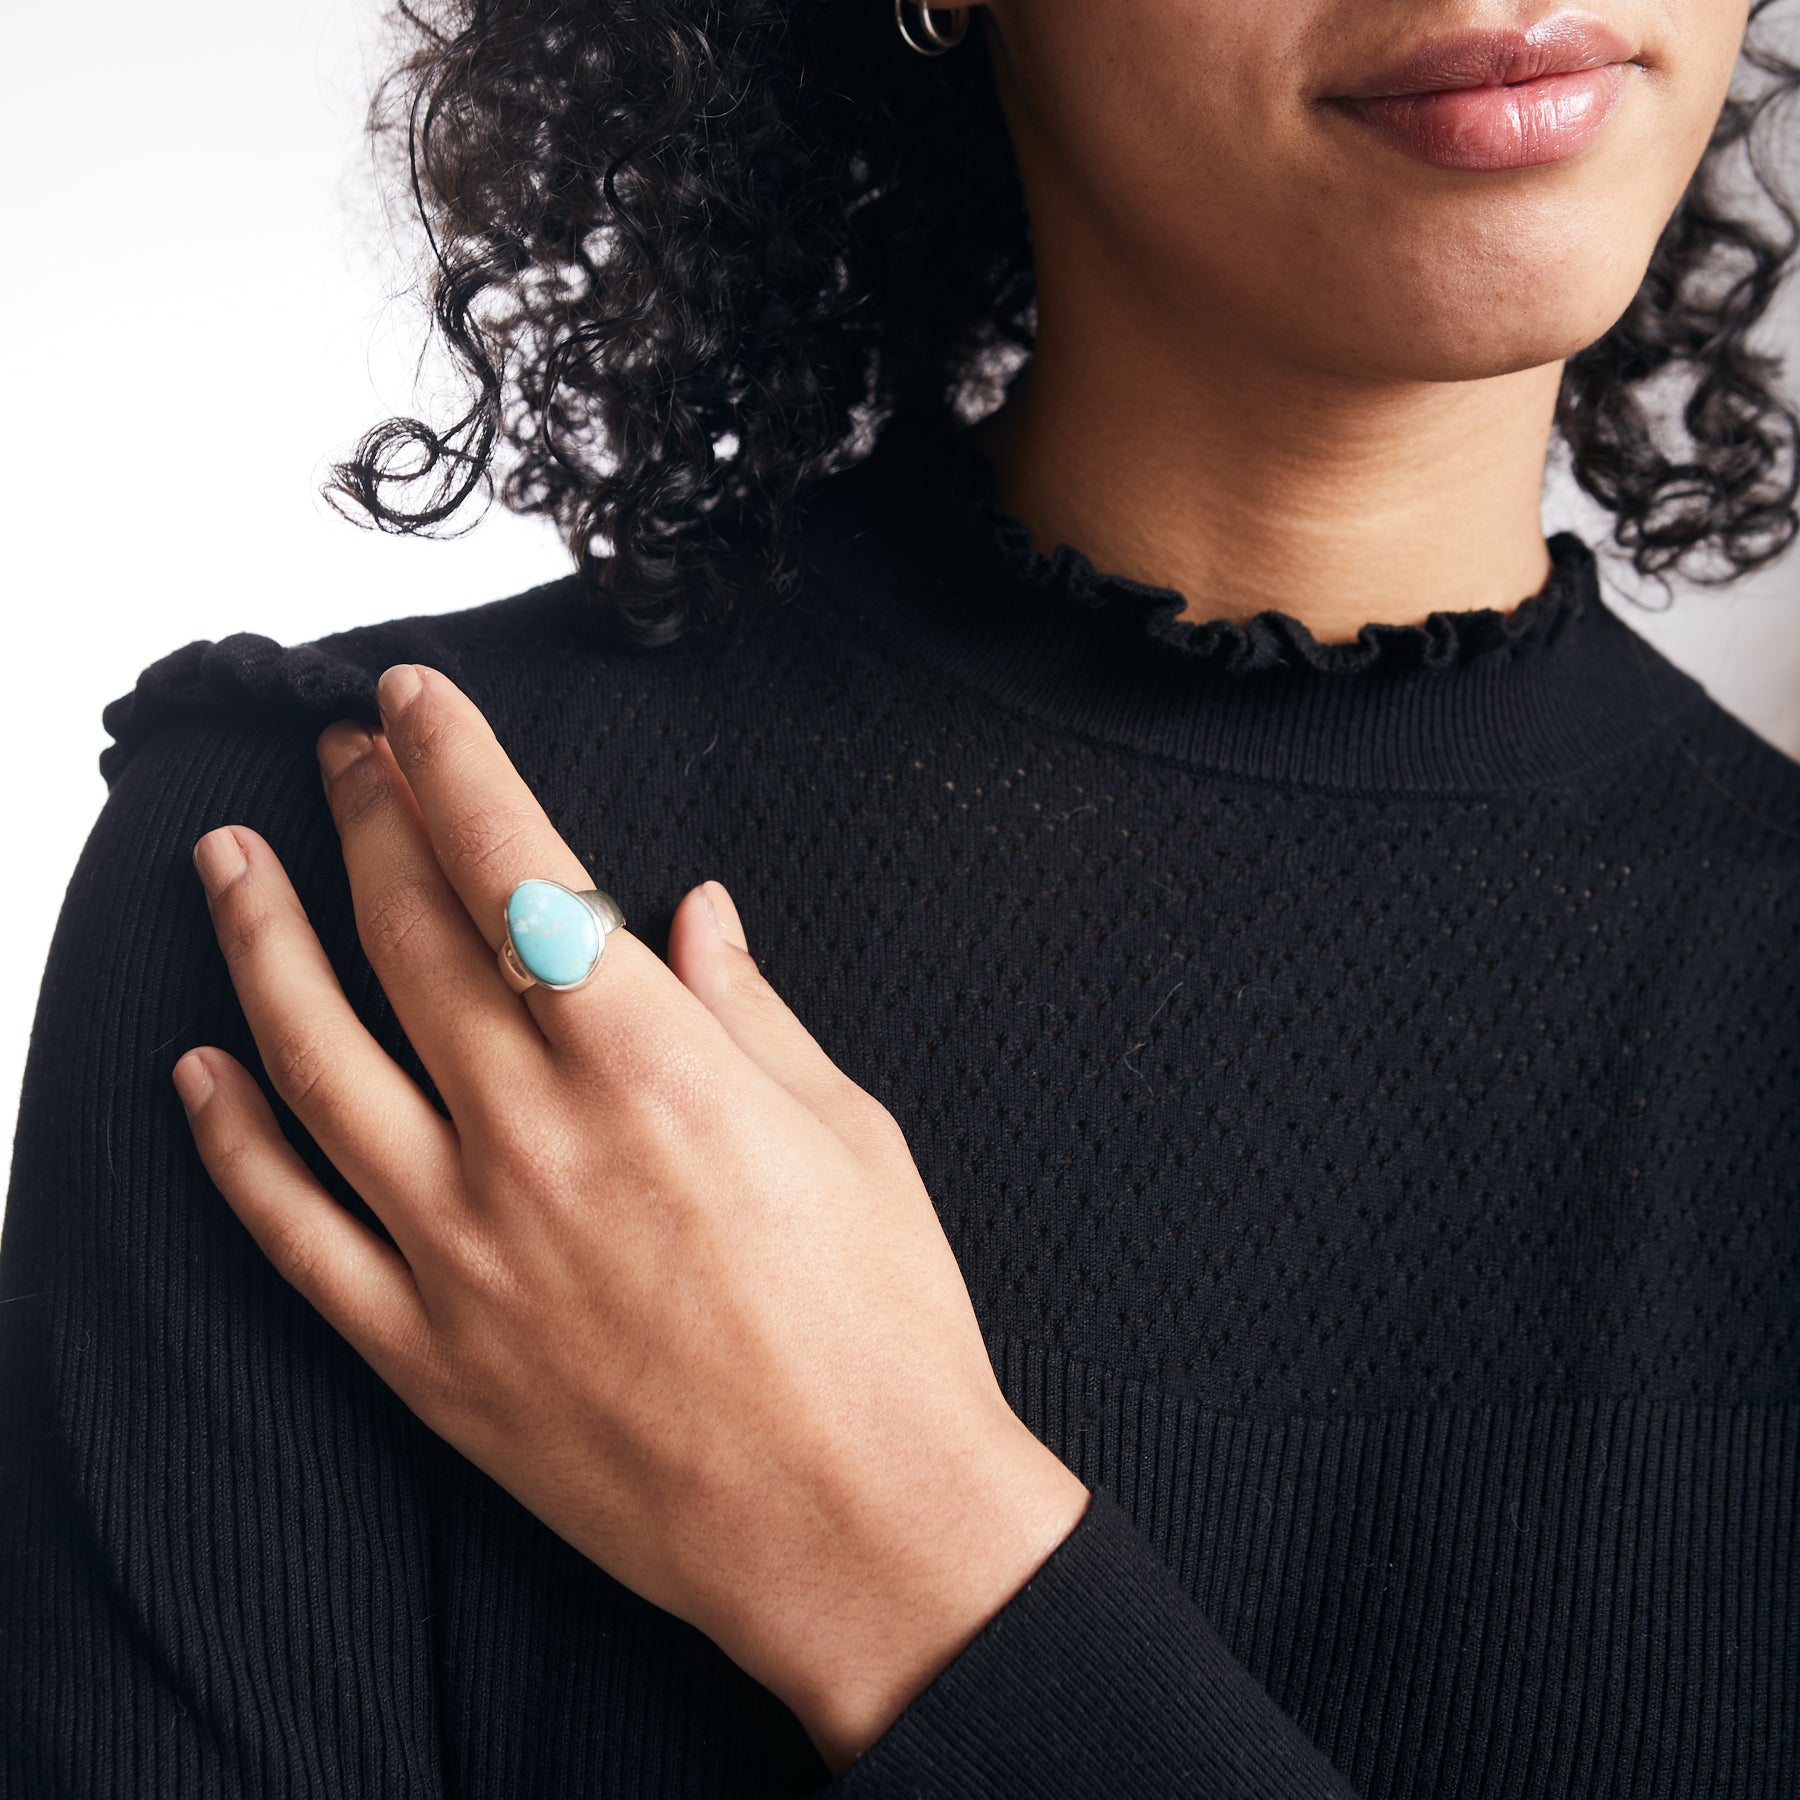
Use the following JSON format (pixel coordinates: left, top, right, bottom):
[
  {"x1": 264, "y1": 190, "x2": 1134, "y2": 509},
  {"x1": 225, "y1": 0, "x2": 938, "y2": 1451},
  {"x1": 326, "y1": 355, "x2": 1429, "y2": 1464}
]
[{"x1": 896, "y1": 0, "x2": 969, "y2": 56}]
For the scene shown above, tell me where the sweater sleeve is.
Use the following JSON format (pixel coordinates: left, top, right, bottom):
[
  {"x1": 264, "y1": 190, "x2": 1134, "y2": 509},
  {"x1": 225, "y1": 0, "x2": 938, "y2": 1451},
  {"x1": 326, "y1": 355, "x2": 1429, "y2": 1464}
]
[
  {"x1": 821, "y1": 1482, "x2": 1362, "y2": 1800},
  {"x1": 0, "y1": 662, "x2": 444, "y2": 1796}
]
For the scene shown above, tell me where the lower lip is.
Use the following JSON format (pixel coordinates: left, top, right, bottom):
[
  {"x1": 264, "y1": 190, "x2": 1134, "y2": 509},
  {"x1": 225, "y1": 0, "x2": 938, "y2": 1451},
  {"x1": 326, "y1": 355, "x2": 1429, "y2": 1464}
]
[{"x1": 1330, "y1": 64, "x2": 1632, "y2": 172}]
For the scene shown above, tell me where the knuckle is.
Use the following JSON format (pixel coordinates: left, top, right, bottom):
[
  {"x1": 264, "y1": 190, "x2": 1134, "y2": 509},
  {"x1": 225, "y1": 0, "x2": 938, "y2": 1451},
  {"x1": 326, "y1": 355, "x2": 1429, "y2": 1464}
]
[
  {"x1": 209, "y1": 884, "x2": 282, "y2": 965},
  {"x1": 853, "y1": 1090, "x2": 912, "y2": 1160},
  {"x1": 611, "y1": 1022, "x2": 723, "y2": 1128},
  {"x1": 263, "y1": 1021, "x2": 336, "y2": 1115},
  {"x1": 324, "y1": 752, "x2": 394, "y2": 834},
  {"x1": 439, "y1": 805, "x2": 535, "y2": 883},
  {"x1": 401, "y1": 1318, "x2": 451, "y2": 1395},
  {"x1": 724, "y1": 951, "x2": 777, "y2": 1009},
  {"x1": 448, "y1": 1227, "x2": 522, "y2": 1311},
  {"x1": 391, "y1": 702, "x2": 463, "y2": 775},
  {"x1": 263, "y1": 1214, "x2": 327, "y2": 1296},
  {"x1": 412, "y1": 1333, "x2": 470, "y2": 1417},
  {"x1": 368, "y1": 1311, "x2": 451, "y2": 1424},
  {"x1": 851, "y1": 1085, "x2": 899, "y2": 1135},
  {"x1": 357, "y1": 873, "x2": 441, "y2": 964},
  {"x1": 472, "y1": 1105, "x2": 574, "y2": 1197},
  {"x1": 201, "y1": 1116, "x2": 259, "y2": 1189},
  {"x1": 415, "y1": 1228, "x2": 525, "y2": 1393}
]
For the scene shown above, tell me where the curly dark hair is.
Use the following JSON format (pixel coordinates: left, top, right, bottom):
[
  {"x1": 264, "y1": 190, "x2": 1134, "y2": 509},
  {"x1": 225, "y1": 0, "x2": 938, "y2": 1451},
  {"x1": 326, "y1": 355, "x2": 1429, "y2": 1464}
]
[{"x1": 329, "y1": 0, "x2": 1800, "y2": 647}]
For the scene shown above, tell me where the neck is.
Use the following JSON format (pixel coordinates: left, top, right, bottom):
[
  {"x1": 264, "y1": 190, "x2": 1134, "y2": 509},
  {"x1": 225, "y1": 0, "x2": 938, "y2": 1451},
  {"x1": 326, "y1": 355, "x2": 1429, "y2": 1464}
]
[{"x1": 964, "y1": 253, "x2": 1566, "y2": 644}]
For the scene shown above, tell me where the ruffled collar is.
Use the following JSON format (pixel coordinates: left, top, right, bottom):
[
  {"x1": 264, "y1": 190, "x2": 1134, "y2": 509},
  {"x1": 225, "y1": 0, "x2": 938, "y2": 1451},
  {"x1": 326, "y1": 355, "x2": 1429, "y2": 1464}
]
[
  {"x1": 795, "y1": 407, "x2": 1706, "y2": 793},
  {"x1": 922, "y1": 409, "x2": 1592, "y2": 679}
]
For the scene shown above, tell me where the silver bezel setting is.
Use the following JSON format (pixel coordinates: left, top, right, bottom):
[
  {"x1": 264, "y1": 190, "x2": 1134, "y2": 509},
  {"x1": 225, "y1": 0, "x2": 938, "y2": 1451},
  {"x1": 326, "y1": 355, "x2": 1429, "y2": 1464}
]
[{"x1": 499, "y1": 882, "x2": 627, "y2": 995}]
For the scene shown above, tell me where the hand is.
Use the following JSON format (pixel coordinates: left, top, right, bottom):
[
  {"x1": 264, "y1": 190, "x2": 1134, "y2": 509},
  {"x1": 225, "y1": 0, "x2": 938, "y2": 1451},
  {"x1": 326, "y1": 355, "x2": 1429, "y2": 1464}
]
[{"x1": 170, "y1": 662, "x2": 1091, "y2": 1772}]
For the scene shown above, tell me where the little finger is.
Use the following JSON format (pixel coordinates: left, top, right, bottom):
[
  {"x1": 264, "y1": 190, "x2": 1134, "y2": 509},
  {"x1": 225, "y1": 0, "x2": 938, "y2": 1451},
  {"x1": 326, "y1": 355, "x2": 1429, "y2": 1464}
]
[
  {"x1": 193, "y1": 823, "x2": 462, "y2": 1258},
  {"x1": 172, "y1": 1045, "x2": 435, "y2": 1390}
]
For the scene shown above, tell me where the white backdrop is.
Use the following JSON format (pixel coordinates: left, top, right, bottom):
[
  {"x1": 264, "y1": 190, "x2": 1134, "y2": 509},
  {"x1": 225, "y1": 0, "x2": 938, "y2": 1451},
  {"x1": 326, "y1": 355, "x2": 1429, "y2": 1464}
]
[{"x1": 3, "y1": 2, "x2": 1797, "y2": 1213}]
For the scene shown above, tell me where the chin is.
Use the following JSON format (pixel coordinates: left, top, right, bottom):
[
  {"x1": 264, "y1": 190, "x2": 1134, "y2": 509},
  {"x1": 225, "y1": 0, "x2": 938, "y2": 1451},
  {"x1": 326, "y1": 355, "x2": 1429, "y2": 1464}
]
[
  {"x1": 1394, "y1": 300, "x2": 1644, "y2": 383},
  {"x1": 1301, "y1": 229, "x2": 1657, "y2": 383}
]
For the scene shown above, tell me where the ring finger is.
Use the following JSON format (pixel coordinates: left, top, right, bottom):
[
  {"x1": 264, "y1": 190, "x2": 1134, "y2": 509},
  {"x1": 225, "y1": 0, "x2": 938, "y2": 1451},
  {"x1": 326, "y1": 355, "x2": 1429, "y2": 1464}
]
[
  {"x1": 318, "y1": 720, "x2": 549, "y2": 1120},
  {"x1": 369, "y1": 663, "x2": 686, "y2": 1057}
]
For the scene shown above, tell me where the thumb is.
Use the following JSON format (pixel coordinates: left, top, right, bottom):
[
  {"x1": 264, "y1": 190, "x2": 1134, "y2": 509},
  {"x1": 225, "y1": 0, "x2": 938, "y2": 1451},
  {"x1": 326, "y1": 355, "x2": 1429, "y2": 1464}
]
[{"x1": 669, "y1": 880, "x2": 911, "y2": 1167}]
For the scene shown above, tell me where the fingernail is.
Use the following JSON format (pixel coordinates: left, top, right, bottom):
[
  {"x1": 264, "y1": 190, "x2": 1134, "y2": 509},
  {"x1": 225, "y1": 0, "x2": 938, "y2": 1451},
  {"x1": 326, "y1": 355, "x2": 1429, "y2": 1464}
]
[
  {"x1": 706, "y1": 881, "x2": 747, "y2": 950},
  {"x1": 318, "y1": 723, "x2": 374, "y2": 782},
  {"x1": 703, "y1": 883, "x2": 722, "y2": 933},
  {"x1": 172, "y1": 1050, "x2": 213, "y2": 1111},
  {"x1": 377, "y1": 664, "x2": 424, "y2": 721},
  {"x1": 192, "y1": 828, "x2": 246, "y2": 898}
]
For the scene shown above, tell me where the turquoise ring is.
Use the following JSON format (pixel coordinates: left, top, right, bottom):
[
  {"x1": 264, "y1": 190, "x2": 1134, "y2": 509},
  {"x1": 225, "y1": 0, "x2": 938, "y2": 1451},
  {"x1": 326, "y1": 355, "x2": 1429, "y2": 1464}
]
[{"x1": 498, "y1": 879, "x2": 627, "y2": 995}]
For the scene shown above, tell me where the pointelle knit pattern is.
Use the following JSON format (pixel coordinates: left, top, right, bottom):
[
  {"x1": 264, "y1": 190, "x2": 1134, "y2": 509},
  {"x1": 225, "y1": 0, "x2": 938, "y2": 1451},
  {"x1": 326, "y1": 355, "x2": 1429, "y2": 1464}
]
[{"x1": 3, "y1": 407, "x2": 1797, "y2": 1798}]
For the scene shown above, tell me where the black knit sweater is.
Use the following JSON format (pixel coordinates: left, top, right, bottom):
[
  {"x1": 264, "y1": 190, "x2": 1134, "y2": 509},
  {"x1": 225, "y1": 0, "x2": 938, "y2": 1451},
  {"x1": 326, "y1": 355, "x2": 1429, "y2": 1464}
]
[{"x1": 4, "y1": 410, "x2": 1798, "y2": 1799}]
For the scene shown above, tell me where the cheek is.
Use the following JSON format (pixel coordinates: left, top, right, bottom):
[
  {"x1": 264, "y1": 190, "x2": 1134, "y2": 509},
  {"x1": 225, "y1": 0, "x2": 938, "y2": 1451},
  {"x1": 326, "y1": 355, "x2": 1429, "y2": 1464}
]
[
  {"x1": 992, "y1": 0, "x2": 1292, "y2": 232},
  {"x1": 1002, "y1": 52, "x2": 1302, "y2": 329},
  {"x1": 1635, "y1": 0, "x2": 1755, "y2": 193}
]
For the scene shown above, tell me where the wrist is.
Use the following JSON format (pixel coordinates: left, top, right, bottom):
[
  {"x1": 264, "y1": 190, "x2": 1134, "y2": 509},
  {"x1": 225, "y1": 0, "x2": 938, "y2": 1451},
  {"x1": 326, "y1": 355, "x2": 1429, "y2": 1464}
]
[{"x1": 781, "y1": 1408, "x2": 1090, "y2": 1775}]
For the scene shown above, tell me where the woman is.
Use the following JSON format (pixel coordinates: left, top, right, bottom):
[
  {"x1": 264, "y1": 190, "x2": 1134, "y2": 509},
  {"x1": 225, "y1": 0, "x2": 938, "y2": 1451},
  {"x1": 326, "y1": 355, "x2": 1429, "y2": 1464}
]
[{"x1": 3, "y1": 0, "x2": 1797, "y2": 1792}]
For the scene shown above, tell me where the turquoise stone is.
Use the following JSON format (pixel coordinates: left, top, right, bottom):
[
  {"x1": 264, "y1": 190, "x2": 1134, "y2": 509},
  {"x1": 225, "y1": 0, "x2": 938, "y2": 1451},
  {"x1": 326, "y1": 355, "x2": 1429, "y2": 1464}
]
[{"x1": 505, "y1": 880, "x2": 601, "y2": 987}]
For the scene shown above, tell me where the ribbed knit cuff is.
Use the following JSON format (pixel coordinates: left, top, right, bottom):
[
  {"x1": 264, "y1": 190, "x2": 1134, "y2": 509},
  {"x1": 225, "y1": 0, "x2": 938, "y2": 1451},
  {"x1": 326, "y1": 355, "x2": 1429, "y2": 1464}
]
[{"x1": 821, "y1": 1483, "x2": 1359, "y2": 1799}]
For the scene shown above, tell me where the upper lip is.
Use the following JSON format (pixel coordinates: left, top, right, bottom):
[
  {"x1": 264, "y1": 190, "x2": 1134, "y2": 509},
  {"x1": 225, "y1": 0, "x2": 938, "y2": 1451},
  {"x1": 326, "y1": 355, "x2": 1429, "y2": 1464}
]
[{"x1": 1324, "y1": 11, "x2": 1639, "y2": 101}]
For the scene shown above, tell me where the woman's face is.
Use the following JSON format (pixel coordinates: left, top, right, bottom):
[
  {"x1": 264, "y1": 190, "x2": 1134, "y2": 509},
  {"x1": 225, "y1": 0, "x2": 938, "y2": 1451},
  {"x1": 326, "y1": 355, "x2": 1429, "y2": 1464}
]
[{"x1": 976, "y1": 0, "x2": 1753, "y2": 382}]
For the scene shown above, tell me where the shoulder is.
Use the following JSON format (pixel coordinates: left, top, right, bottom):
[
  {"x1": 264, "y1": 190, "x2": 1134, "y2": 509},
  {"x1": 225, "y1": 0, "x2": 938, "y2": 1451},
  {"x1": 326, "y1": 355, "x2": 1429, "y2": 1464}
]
[
  {"x1": 98, "y1": 573, "x2": 602, "y2": 792},
  {"x1": 87, "y1": 564, "x2": 831, "y2": 935},
  {"x1": 1603, "y1": 675, "x2": 1800, "y2": 1057},
  {"x1": 1637, "y1": 676, "x2": 1800, "y2": 864},
  {"x1": 67, "y1": 566, "x2": 770, "y2": 1087},
  {"x1": 94, "y1": 536, "x2": 874, "y2": 835}
]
